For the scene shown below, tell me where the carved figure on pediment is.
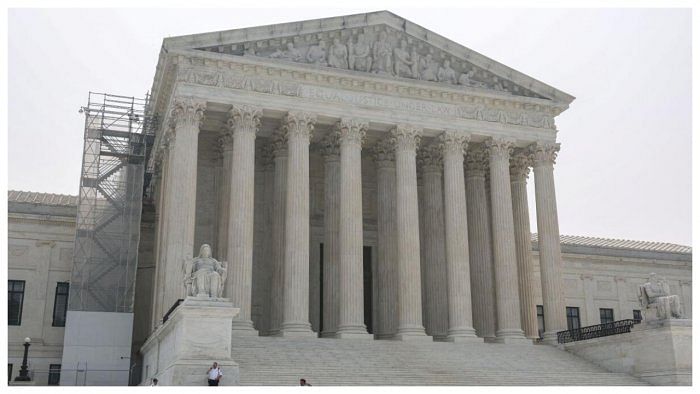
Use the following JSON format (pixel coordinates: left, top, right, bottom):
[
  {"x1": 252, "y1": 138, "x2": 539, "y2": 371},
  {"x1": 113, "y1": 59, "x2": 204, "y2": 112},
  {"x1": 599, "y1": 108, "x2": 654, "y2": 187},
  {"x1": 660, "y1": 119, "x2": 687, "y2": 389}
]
[
  {"x1": 393, "y1": 40, "x2": 413, "y2": 78},
  {"x1": 307, "y1": 40, "x2": 327, "y2": 66},
  {"x1": 638, "y1": 273, "x2": 683, "y2": 321},
  {"x1": 372, "y1": 32, "x2": 393, "y2": 75},
  {"x1": 492, "y1": 76, "x2": 507, "y2": 92},
  {"x1": 437, "y1": 60, "x2": 457, "y2": 84},
  {"x1": 283, "y1": 43, "x2": 303, "y2": 62},
  {"x1": 419, "y1": 54, "x2": 439, "y2": 81},
  {"x1": 184, "y1": 244, "x2": 227, "y2": 298},
  {"x1": 458, "y1": 67, "x2": 478, "y2": 86},
  {"x1": 409, "y1": 48, "x2": 420, "y2": 79},
  {"x1": 349, "y1": 33, "x2": 372, "y2": 72},
  {"x1": 269, "y1": 47, "x2": 286, "y2": 59},
  {"x1": 328, "y1": 38, "x2": 349, "y2": 69}
]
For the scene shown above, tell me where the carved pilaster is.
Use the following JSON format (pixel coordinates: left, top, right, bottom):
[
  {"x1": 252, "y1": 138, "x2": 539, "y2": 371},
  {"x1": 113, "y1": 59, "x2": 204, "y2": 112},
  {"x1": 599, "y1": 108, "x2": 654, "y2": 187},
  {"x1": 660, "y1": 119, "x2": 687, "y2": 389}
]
[{"x1": 270, "y1": 130, "x2": 288, "y2": 158}]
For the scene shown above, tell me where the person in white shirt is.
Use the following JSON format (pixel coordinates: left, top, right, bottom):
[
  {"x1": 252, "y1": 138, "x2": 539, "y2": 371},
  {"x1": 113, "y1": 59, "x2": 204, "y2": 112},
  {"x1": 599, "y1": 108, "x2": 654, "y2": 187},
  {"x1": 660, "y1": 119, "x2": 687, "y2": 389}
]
[{"x1": 207, "y1": 362, "x2": 222, "y2": 386}]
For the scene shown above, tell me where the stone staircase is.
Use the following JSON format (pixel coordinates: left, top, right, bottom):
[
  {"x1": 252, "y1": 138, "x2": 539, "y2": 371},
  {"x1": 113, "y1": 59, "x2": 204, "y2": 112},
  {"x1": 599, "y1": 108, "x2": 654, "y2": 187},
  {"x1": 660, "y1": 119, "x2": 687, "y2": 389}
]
[{"x1": 230, "y1": 336, "x2": 647, "y2": 385}]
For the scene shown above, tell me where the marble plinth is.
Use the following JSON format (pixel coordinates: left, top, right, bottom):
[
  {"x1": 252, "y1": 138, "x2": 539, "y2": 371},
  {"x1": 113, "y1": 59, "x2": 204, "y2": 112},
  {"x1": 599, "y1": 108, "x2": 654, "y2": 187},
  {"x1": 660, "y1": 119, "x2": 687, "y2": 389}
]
[{"x1": 140, "y1": 297, "x2": 240, "y2": 386}]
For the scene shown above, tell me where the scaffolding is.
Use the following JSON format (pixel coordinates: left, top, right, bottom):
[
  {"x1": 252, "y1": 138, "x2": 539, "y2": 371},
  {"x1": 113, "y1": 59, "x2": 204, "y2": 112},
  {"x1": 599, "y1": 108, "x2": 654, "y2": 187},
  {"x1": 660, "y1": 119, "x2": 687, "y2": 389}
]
[{"x1": 68, "y1": 92, "x2": 157, "y2": 313}]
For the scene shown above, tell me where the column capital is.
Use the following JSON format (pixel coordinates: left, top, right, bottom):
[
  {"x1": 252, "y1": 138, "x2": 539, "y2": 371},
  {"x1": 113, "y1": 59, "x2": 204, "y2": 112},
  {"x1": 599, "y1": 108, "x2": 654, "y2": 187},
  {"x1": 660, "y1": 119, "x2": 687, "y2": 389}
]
[
  {"x1": 168, "y1": 96, "x2": 206, "y2": 130},
  {"x1": 282, "y1": 111, "x2": 316, "y2": 141},
  {"x1": 390, "y1": 124, "x2": 422, "y2": 153},
  {"x1": 438, "y1": 130, "x2": 471, "y2": 158},
  {"x1": 258, "y1": 143, "x2": 275, "y2": 171},
  {"x1": 217, "y1": 129, "x2": 234, "y2": 152},
  {"x1": 319, "y1": 132, "x2": 340, "y2": 161},
  {"x1": 464, "y1": 146, "x2": 489, "y2": 177},
  {"x1": 270, "y1": 130, "x2": 288, "y2": 158},
  {"x1": 509, "y1": 148, "x2": 532, "y2": 180},
  {"x1": 485, "y1": 137, "x2": 515, "y2": 160},
  {"x1": 227, "y1": 104, "x2": 262, "y2": 136},
  {"x1": 418, "y1": 144, "x2": 443, "y2": 172},
  {"x1": 528, "y1": 142, "x2": 561, "y2": 166},
  {"x1": 336, "y1": 118, "x2": 368, "y2": 148},
  {"x1": 372, "y1": 139, "x2": 395, "y2": 168}
]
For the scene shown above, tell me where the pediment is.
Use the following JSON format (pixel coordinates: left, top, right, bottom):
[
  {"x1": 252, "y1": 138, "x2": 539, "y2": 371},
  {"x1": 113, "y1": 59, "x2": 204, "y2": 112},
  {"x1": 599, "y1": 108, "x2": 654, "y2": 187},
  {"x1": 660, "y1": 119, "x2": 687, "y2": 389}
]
[{"x1": 163, "y1": 11, "x2": 574, "y2": 104}]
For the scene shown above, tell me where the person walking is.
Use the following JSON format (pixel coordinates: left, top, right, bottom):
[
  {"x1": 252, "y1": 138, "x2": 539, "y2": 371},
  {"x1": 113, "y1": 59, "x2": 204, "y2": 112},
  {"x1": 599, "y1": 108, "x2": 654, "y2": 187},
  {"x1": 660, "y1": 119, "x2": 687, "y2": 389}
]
[{"x1": 207, "y1": 362, "x2": 222, "y2": 386}]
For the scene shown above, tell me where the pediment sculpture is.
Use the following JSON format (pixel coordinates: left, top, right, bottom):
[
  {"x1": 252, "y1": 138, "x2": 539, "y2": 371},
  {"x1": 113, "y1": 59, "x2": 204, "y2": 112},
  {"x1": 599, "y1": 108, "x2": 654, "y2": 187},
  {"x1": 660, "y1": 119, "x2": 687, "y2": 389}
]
[
  {"x1": 195, "y1": 25, "x2": 544, "y2": 99},
  {"x1": 184, "y1": 244, "x2": 227, "y2": 298},
  {"x1": 637, "y1": 273, "x2": 683, "y2": 321}
]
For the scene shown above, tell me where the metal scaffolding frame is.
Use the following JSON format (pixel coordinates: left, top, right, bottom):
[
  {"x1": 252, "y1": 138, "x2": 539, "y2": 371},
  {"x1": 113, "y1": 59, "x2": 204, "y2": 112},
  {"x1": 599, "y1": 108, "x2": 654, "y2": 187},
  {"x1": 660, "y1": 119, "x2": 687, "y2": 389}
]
[{"x1": 68, "y1": 92, "x2": 156, "y2": 313}]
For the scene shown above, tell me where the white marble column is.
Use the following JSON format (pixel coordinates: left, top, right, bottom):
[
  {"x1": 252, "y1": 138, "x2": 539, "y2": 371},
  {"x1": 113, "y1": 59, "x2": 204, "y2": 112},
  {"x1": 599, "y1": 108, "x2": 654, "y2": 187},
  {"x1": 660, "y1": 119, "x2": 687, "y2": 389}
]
[
  {"x1": 510, "y1": 149, "x2": 539, "y2": 340},
  {"x1": 161, "y1": 97, "x2": 206, "y2": 315},
  {"x1": 485, "y1": 137, "x2": 527, "y2": 343},
  {"x1": 267, "y1": 133, "x2": 287, "y2": 336},
  {"x1": 373, "y1": 140, "x2": 398, "y2": 339},
  {"x1": 391, "y1": 124, "x2": 429, "y2": 341},
  {"x1": 150, "y1": 149, "x2": 169, "y2": 328},
  {"x1": 225, "y1": 105, "x2": 262, "y2": 335},
  {"x1": 280, "y1": 111, "x2": 316, "y2": 337},
  {"x1": 529, "y1": 142, "x2": 567, "y2": 342},
  {"x1": 418, "y1": 145, "x2": 448, "y2": 340},
  {"x1": 257, "y1": 144, "x2": 275, "y2": 335},
  {"x1": 217, "y1": 133, "x2": 233, "y2": 260},
  {"x1": 465, "y1": 147, "x2": 497, "y2": 339},
  {"x1": 440, "y1": 131, "x2": 479, "y2": 341},
  {"x1": 320, "y1": 133, "x2": 341, "y2": 338},
  {"x1": 335, "y1": 119, "x2": 371, "y2": 339}
]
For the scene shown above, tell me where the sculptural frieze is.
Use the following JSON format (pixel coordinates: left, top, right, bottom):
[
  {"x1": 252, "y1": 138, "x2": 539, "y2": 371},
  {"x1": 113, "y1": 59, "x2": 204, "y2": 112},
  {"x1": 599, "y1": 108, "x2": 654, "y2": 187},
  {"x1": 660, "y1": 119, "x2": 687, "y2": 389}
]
[
  {"x1": 194, "y1": 26, "x2": 546, "y2": 99},
  {"x1": 637, "y1": 273, "x2": 683, "y2": 321},
  {"x1": 184, "y1": 244, "x2": 228, "y2": 298}
]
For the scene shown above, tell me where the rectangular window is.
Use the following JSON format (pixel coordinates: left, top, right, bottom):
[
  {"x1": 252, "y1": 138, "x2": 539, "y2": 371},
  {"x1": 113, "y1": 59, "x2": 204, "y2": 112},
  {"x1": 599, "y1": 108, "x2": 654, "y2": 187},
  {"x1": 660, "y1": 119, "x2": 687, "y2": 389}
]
[
  {"x1": 52, "y1": 282, "x2": 70, "y2": 327},
  {"x1": 566, "y1": 307, "x2": 581, "y2": 330},
  {"x1": 8, "y1": 280, "x2": 26, "y2": 326},
  {"x1": 48, "y1": 364, "x2": 61, "y2": 385},
  {"x1": 633, "y1": 309, "x2": 642, "y2": 322},
  {"x1": 536, "y1": 305, "x2": 545, "y2": 338},
  {"x1": 599, "y1": 308, "x2": 615, "y2": 324}
]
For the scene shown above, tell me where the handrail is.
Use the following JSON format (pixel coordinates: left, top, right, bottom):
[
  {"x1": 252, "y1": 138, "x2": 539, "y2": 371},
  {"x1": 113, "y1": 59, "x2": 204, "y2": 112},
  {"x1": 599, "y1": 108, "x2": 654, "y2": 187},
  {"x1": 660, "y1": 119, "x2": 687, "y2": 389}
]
[
  {"x1": 557, "y1": 318, "x2": 641, "y2": 344},
  {"x1": 162, "y1": 299, "x2": 184, "y2": 323}
]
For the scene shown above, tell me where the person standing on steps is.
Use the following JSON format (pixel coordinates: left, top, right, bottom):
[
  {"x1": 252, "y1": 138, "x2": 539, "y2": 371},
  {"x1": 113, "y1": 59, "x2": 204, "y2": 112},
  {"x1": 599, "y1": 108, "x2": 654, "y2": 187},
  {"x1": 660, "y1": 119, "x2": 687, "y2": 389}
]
[
  {"x1": 300, "y1": 378, "x2": 312, "y2": 386},
  {"x1": 207, "y1": 362, "x2": 223, "y2": 386}
]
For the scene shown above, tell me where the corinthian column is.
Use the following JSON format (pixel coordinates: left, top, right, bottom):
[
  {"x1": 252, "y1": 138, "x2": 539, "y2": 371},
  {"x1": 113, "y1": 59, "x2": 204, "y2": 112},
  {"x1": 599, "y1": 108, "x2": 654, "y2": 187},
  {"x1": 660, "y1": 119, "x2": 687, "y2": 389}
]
[
  {"x1": 418, "y1": 144, "x2": 448, "y2": 340},
  {"x1": 391, "y1": 125, "x2": 429, "y2": 341},
  {"x1": 485, "y1": 137, "x2": 527, "y2": 343},
  {"x1": 320, "y1": 133, "x2": 340, "y2": 338},
  {"x1": 217, "y1": 132, "x2": 233, "y2": 260},
  {"x1": 465, "y1": 147, "x2": 496, "y2": 339},
  {"x1": 373, "y1": 140, "x2": 398, "y2": 339},
  {"x1": 267, "y1": 133, "x2": 287, "y2": 336},
  {"x1": 280, "y1": 111, "x2": 316, "y2": 337},
  {"x1": 225, "y1": 105, "x2": 262, "y2": 335},
  {"x1": 510, "y1": 149, "x2": 538, "y2": 340},
  {"x1": 161, "y1": 97, "x2": 205, "y2": 315},
  {"x1": 529, "y1": 142, "x2": 567, "y2": 343},
  {"x1": 439, "y1": 131, "x2": 478, "y2": 342},
  {"x1": 335, "y1": 119, "x2": 371, "y2": 339}
]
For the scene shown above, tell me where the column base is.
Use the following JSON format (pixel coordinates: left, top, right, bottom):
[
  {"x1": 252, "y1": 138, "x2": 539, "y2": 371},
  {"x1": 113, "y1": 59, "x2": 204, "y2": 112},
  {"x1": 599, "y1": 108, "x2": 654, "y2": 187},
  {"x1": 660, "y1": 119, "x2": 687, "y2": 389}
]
[
  {"x1": 446, "y1": 327, "x2": 480, "y2": 343},
  {"x1": 278, "y1": 322, "x2": 316, "y2": 338},
  {"x1": 494, "y1": 329, "x2": 531, "y2": 345},
  {"x1": 542, "y1": 330, "x2": 561, "y2": 345},
  {"x1": 231, "y1": 319, "x2": 259, "y2": 336},
  {"x1": 393, "y1": 327, "x2": 432, "y2": 342},
  {"x1": 373, "y1": 333, "x2": 397, "y2": 340},
  {"x1": 320, "y1": 331, "x2": 337, "y2": 338},
  {"x1": 336, "y1": 331, "x2": 373, "y2": 340}
]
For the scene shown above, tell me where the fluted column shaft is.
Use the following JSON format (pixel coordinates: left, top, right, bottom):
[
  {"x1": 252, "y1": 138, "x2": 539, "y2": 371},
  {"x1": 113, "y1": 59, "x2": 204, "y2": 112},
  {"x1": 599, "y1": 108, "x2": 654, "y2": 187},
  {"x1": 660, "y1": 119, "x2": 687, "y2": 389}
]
[
  {"x1": 280, "y1": 112, "x2": 316, "y2": 336},
  {"x1": 226, "y1": 105, "x2": 261, "y2": 334},
  {"x1": 321, "y1": 138, "x2": 340, "y2": 337},
  {"x1": 336, "y1": 120, "x2": 371, "y2": 338},
  {"x1": 161, "y1": 97, "x2": 205, "y2": 315},
  {"x1": 150, "y1": 152, "x2": 169, "y2": 328},
  {"x1": 530, "y1": 143, "x2": 567, "y2": 342},
  {"x1": 486, "y1": 138, "x2": 526, "y2": 342},
  {"x1": 258, "y1": 146, "x2": 275, "y2": 334},
  {"x1": 391, "y1": 125, "x2": 428, "y2": 340},
  {"x1": 374, "y1": 141, "x2": 398, "y2": 339},
  {"x1": 465, "y1": 148, "x2": 497, "y2": 339},
  {"x1": 440, "y1": 132, "x2": 478, "y2": 341},
  {"x1": 418, "y1": 146, "x2": 448, "y2": 339},
  {"x1": 267, "y1": 136, "x2": 287, "y2": 335},
  {"x1": 217, "y1": 134, "x2": 233, "y2": 260},
  {"x1": 510, "y1": 150, "x2": 539, "y2": 339}
]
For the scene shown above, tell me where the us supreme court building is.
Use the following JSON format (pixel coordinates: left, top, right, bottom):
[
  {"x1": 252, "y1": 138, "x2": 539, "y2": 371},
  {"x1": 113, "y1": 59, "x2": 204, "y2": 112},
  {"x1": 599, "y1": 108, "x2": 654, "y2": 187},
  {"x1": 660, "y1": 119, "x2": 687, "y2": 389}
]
[{"x1": 7, "y1": 10, "x2": 692, "y2": 386}]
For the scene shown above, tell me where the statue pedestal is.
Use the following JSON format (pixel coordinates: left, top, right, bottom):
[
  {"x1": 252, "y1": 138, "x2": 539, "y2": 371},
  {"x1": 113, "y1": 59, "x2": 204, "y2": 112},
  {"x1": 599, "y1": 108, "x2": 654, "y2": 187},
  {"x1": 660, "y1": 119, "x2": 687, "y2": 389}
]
[{"x1": 140, "y1": 297, "x2": 240, "y2": 386}]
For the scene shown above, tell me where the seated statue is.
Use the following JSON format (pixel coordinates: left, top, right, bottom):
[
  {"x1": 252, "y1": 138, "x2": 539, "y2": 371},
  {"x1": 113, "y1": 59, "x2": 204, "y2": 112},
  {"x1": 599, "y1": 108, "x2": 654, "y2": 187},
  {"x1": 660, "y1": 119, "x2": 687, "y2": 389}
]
[
  {"x1": 637, "y1": 273, "x2": 682, "y2": 321},
  {"x1": 184, "y1": 244, "x2": 227, "y2": 298}
]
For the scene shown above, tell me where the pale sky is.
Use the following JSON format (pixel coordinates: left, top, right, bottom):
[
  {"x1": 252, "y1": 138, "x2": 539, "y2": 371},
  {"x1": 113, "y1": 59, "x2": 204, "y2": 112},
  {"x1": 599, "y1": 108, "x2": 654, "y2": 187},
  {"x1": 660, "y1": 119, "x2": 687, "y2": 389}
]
[{"x1": 7, "y1": 8, "x2": 692, "y2": 245}]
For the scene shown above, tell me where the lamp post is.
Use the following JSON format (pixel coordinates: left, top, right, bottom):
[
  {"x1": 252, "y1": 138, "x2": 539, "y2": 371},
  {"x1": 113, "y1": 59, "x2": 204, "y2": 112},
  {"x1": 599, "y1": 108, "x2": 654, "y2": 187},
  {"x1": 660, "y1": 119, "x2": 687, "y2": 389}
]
[{"x1": 15, "y1": 337, "x2": 31, "y2": 382}]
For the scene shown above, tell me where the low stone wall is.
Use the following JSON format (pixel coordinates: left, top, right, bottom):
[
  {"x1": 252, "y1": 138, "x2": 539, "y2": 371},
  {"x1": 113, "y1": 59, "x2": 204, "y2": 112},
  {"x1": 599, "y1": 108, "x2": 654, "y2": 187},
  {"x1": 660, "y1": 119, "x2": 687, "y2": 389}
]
[{"x1": 562, "y1": 319, "x2": 691, "y2": 385}]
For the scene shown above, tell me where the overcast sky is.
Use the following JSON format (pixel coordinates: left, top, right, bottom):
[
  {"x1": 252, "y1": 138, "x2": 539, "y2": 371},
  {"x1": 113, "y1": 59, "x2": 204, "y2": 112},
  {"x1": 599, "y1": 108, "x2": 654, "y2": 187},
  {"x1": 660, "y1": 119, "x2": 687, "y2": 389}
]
[{"x1": 7, "y1": 8, "x2": 691, "y2": 245}]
